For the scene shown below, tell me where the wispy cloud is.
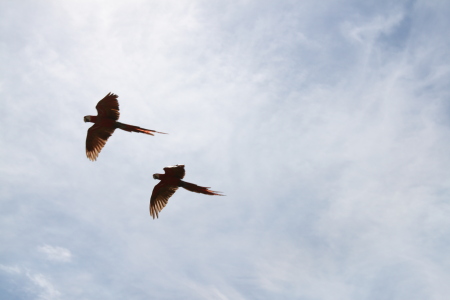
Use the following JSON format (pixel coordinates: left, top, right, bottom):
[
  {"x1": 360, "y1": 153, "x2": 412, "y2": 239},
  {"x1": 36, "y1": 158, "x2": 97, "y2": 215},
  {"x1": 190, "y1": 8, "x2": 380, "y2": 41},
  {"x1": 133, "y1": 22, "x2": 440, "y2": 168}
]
[
  {"x1": 1, "y1": 0, "x2": 449, "y2": 299},
  {"x1": 0, "y1": 265, "x2": 61, "y2": 300},
  {"x1": 0, "y1": 264, "x2": 21, "y2": 274},
  {"x1": 26, "y1": 271, "x2": 61, "y2": 300},
  {"x1": 37, "y1": 245, "x2": 72, "y2": 263}
]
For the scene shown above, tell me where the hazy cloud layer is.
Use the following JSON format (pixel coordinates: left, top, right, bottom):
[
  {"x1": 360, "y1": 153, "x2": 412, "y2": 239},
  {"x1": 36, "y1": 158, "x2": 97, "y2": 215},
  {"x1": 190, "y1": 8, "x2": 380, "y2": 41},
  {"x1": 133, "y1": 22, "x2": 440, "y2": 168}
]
[{"x1": 1, "y1": 0, "x2": 450, "y2": 299}]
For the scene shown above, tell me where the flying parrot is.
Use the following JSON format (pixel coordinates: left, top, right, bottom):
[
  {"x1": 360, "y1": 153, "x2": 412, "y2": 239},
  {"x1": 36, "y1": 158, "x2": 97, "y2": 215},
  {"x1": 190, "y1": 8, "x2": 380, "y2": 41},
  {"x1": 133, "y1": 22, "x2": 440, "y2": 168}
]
[
  {"x1": 150, "y1": 165, "x2": 224, "y2": 219},
  {"x1": 83, "y1": 92, "x2": 165, "y2": 161}
]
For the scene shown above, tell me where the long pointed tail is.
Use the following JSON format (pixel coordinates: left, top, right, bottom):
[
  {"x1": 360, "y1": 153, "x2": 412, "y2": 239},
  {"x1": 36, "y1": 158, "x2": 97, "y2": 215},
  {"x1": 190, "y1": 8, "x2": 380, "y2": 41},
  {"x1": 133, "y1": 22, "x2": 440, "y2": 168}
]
[
  {"x1": 116, "y1": 122, "x2": 167, "y2": 135},
  {"x1": 180, "y1": 180, "x2": 224, "y2": 196}
]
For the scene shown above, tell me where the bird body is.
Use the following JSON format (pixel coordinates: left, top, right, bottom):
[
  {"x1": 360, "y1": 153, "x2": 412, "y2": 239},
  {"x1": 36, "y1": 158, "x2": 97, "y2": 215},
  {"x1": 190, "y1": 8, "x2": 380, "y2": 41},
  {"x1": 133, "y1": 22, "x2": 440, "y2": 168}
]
[
  {"x1": 83, "y1": 93, "x2": 165, "y2": 161},
  {"x1": 150, "y1": 165, "x2": 223, "y2": 219}
]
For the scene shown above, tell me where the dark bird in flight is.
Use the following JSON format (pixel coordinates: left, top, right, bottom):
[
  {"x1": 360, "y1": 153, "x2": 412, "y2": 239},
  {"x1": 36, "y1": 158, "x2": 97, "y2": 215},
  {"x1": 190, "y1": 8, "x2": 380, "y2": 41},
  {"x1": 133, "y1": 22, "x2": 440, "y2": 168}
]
[
  {"x1": 150, "y1": 165, "x2": 223, "y2": 219},
  {"x1": 83, "y1": 92, "x2": 165, "y2": 161}
]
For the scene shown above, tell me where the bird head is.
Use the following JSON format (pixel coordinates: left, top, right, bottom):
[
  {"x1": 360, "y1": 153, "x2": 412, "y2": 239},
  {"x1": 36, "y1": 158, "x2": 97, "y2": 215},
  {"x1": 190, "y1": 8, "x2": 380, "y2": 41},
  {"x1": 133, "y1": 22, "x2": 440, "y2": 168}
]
[
  {"x1": 83, "y1": 116, "x2": 90, "y2": 123},
  {"x1": 153, "y1": 174, "x2": 160, "y2": 180}
]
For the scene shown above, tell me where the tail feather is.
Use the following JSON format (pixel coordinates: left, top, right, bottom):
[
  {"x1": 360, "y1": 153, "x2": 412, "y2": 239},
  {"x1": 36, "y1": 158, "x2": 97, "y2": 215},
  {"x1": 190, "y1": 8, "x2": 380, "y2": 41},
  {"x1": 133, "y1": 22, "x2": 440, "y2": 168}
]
[
  {"x1": 180, "y1": 181, "x2": 224, "y2": 196},
  {"x1": 117, "y1": 122, "x2": 166, "y2": 135}
]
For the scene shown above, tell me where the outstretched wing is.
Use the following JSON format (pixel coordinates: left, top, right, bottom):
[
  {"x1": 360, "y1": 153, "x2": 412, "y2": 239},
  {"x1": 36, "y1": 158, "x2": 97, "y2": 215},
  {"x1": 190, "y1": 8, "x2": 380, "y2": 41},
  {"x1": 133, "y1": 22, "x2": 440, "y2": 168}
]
[
  {"x1": 163, "y1": 165, "x2": 185, "y2": 179},
  {"x1": 96, "y1": 93, "x2": 120, "y2": 120},
  {"x1": 150, "y1": 181, "x2": 179, "y2": 219},
  {"x1": 86, "y1": 124, "x2": 116, "y2": 161}
]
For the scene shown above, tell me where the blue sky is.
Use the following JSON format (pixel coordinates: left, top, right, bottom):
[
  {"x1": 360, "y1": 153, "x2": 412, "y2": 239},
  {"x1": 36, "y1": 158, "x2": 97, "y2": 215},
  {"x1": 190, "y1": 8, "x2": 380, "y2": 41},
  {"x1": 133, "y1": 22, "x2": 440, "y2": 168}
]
[{"x1": 1, "y1": 0, "x2": 450, "y2": 299}]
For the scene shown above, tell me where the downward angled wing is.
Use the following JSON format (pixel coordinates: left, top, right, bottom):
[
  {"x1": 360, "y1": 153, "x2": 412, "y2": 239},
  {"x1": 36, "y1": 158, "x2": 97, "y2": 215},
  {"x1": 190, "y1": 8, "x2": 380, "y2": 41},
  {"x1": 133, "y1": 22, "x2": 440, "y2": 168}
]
[
  {"x1": 86, "y1": 124, "x2": 116, "y2": 161},
  {"x1": 150, "y1": 181, "x2": 179, "y2": 219},
  {"x1": 163, "y1": 165, "x2": 185, "y2": 179},
  {"x1": 96, "y1": 93, "x2": 120, "y2": 120}
]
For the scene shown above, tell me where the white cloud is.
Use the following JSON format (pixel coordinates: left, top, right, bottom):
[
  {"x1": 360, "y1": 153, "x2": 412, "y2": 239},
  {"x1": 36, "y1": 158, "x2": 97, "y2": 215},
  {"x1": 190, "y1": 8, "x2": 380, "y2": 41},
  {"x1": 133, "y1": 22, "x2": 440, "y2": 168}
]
[
  {"x1": 1, "y1": 0, "x2": 450, "y2": 299},
  {"x1": 38, "y1": 245, "x2": 72, "y2": 263},
  {"x1": 344, "y1": 12, "x2": 405, "y2": 44},
  {"x1": 0, "y1": 266, "x2": 61, "y2": 300},
  {"x1": 0, "y1": 264, "x2": 21, "y2": 274},
  {"x1": 26, "y1": 271, "x2": 61, "y2": 300}
]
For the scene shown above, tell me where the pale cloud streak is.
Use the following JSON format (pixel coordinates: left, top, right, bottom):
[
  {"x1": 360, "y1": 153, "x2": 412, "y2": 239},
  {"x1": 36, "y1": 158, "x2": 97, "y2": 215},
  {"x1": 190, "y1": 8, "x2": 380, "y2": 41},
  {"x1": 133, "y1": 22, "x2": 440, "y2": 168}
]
[
  {"x1": 38, "y1": 245, "x2": 72, "y2": 263},
  {"x1": 27, "y1": 271, "x2": 61, "y2": 300},
  {"x1": 0, "y1": 265, "x2": 61, "y2": 300}
]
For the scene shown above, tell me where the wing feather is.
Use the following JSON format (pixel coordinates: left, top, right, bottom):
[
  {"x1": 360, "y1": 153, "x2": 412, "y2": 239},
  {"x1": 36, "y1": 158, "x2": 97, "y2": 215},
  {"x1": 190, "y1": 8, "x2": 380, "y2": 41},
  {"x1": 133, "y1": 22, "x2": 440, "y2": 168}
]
[
  {"x1": 149, "y1": 181, "x2": 178, "y2": 219},
  {"x1": 86, "y1": 124, "x2": 116, "y2": 161},
  {"x1": 96, "y1": 93, "x2": 120, "y2": 120}
]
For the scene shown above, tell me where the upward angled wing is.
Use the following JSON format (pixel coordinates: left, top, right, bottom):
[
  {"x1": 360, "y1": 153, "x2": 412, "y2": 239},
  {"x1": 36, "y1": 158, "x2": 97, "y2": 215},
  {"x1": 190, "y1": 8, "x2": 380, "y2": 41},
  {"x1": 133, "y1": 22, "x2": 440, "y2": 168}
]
[
  {"x1": 96, "y1": 93, "x2": 120, "y2": 120},
  {"x1": 150, "y1": 181, "x2": 179, "y2": 219},
  {"x1": 163, "y1": 165, "x2": 185, "y2": 179},
  {"x1": 86, "y1": 124, "x2": 116, "y2": 161}
]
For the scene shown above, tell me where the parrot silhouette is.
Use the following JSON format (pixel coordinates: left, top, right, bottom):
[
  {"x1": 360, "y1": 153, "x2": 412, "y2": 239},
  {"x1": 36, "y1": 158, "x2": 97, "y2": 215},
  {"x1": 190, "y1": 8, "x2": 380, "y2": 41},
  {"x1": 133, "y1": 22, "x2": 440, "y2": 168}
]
[
  {"x1": 83, "y1": 92, "x2": 165, "y2": 161},
  {"x1": 150, "y1": 165, "x2": 223, "y2": 219}
]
